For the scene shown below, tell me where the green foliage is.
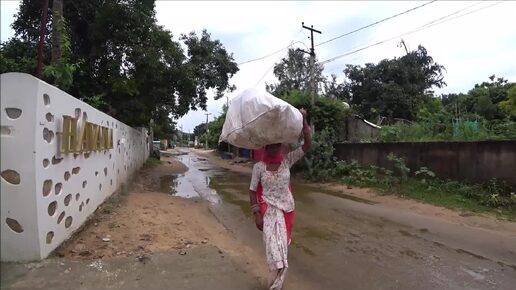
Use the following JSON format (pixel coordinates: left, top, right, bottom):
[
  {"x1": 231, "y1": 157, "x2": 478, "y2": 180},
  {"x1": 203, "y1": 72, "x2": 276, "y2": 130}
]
[
  {"x1": 265, "y1": 48, "x2": 325, "y2": 96},
  {"x1": 415, "y1": 167, "x2": 435, "y2": 183},
  {"x1": 343, "y1": 45, "x2": 445, "y2": 121},
  {"x1": 144, "y1": 157, "x2": 162, "y2": 168},
  {"x1": 387, "y1": 153, "x2": 410, "y2": 183},
  {"x1": 499, "y1": 85, "x2": 516, "y2": 117},
  {"x1": 301, "y1": 128, "x2": 337, "y2": 181},
  {"x1": 4, "y1": 0, "x2": 238, "y2": 129},
  {"x1": 280, "y1": 90, "x2": 349, "y2": 141}
]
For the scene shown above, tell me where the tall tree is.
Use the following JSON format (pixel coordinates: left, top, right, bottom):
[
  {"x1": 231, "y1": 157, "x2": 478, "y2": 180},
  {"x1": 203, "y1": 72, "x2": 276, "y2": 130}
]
[
  {"x1": 3, "y1": 0, "x2": 238, "y2": 132},
  {"x1": 342, "y1": 45, "x2": 445, "y2": 121},
  {"x1": 266, "y1": 48, "x2": 324, "y2": 96}
]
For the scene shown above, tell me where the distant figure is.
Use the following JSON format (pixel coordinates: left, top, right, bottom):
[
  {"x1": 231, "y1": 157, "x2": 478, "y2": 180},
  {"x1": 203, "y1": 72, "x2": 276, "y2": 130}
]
[{"x1": 248, "y1": 108, "x2": 311, "y2": 290}]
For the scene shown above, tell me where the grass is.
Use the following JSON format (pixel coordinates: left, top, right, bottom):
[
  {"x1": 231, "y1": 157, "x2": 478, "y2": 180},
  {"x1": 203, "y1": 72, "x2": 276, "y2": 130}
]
[{"x1": 144, "y1": 157, "x2": 162, "y2": 168}]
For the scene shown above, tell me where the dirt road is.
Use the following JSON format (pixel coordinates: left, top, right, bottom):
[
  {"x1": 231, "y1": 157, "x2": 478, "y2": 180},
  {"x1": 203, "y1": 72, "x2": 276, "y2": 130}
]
[{"x1": 2, "y1": 149, "x2": 515, "y2": 290}]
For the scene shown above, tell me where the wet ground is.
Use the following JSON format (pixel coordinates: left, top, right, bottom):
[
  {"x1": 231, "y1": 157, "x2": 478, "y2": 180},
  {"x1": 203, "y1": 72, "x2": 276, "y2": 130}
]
[
  {"x1": 174, "y1": 149, "x2": 516, "y2": 290},
  {"x1": 2, "y1": 149, "x2": 516, "y2": 290}
]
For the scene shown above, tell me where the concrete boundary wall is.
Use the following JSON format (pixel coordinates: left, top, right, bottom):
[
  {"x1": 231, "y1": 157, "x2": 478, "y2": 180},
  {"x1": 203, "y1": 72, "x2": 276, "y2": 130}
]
[
  {"x1": 1, "y1": 73, "x2": 150, "y2": 261},
  {"x1": 334, "y1": 141, "x2": 516, "y2": 187}
]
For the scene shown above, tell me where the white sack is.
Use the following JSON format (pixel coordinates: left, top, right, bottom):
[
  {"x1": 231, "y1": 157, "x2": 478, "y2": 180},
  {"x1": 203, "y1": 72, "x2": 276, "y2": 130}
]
[{"x1": 220, "y1": 88, "x2": 303, "y2": 149}]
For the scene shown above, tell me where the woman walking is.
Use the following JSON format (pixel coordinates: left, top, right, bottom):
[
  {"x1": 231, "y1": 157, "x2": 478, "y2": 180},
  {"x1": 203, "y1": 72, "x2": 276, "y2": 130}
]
[{"x1": 249, "y1": 109, "x2": 311, "y2": 290}]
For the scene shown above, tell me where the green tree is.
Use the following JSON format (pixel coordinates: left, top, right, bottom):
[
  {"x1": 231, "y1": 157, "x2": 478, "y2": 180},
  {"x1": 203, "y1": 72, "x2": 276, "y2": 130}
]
[
  {"x1": 499, "y1": 85, "x2": 516, "y2": 117},
  {"x1": 342, "y1": 45, "x2": 445, "y2": 122},
  {"x1": 3, "y1": 0, "x2": 238, "y2": 131},
  {"x1": 266, "y1": 48, "x2": 324, "y2": 96}
]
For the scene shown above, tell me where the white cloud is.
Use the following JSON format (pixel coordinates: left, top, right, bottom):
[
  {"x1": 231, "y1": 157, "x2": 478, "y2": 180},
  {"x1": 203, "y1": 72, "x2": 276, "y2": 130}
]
[{"x1": 2, "y1": 0, "x2": 515, "y2": 132}]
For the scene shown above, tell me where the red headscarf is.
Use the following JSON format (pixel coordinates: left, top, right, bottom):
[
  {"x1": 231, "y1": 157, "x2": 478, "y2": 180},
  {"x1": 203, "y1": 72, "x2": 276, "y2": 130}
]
[{"x1": 256, "y1": 146, "x2": 294, "y2": 244}]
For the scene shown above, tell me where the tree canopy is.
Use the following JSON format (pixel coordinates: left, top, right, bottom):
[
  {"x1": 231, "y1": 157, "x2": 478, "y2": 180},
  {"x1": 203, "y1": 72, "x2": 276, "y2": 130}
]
[{"x1": 1, "y1": 0, "x2": 238, "y2": 136}]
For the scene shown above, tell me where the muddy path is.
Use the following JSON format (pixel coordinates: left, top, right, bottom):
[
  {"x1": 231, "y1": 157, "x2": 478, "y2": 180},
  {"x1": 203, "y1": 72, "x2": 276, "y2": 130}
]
[{"x1": 51, "y1": 149, "x2": 516, "y2": 290}]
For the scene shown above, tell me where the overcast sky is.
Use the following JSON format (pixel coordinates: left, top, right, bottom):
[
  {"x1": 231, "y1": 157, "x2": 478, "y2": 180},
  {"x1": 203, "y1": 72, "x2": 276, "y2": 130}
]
[{"x1": 2, "y1": 1, "x2": 515, "y2": 131}]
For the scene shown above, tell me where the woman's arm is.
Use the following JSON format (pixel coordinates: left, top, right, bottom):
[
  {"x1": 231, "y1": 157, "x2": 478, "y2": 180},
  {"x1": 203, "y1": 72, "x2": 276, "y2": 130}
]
[{"x1": 300, "y1": 108, "x2": 312, "y2": 152}]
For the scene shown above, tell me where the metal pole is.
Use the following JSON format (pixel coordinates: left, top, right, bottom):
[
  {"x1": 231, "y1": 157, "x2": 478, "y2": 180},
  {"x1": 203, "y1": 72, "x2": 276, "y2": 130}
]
[
  {"x1": 204, "y1": 112, "x2": 211, "y2": 150},
  {"x1": 36, "y1": 0, "x2": 50, "y2": 78}
]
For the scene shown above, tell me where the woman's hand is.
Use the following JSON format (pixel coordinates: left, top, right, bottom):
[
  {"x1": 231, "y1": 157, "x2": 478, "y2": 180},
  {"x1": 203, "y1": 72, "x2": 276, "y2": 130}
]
[
  {"x1": 254, "y1": 212, "x2": 263, "y2": 231},
  {"x1": 299, "y1": 108, "x2": 307, "y2": 120}
]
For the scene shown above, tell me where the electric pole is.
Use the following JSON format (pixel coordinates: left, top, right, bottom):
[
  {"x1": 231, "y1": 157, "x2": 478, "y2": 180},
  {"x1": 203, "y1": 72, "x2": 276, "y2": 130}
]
[
  {"x1": 300, "y1": 22, "x2": 322, "y2": 134},
  {"x1": 204, "y1": 112, "x2": 212, "y2": 150}
]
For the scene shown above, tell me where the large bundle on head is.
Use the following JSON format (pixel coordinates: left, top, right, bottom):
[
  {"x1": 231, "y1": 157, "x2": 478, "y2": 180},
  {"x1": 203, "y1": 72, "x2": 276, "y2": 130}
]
[{"x1": 220, "y1": 88, "x2": 303, "y2": 149}]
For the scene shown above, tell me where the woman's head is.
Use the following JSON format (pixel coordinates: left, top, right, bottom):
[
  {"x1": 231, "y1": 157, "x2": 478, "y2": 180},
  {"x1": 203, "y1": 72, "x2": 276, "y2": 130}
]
[{"x1": 265, "y1": 143, "x2": 282, "y2": 156}]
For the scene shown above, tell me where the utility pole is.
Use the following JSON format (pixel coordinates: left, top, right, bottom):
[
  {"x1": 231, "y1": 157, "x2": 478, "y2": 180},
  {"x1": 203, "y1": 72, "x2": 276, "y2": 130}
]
[
  {"x1": 300, "y1": 22, "x2": 322, "y2": 134},
  {"x1": 179, "y1": 124, "x2": 183, "y2": 147},
  {"x1": 36, "y1": 0, "x2": 50, "y2": 78},
  {"x1": 204, "y1": 112, "x2": 212, "y2": 150}
]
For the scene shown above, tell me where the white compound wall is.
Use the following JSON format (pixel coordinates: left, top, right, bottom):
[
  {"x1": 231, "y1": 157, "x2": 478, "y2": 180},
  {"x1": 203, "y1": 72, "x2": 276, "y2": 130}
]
[{"x1": 1, "y1": 73, "x2": 150, "y2": 261}]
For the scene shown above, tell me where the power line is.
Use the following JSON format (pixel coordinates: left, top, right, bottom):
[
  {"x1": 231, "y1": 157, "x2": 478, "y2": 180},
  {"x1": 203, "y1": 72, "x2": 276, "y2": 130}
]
[
  {"x1": 237, "y1": 29, "x2": 306, "y2": 65},
  {"x1": 254, "y1": 40, "x2": 301, "y2": 86},
  {"x1": 321, "y1": 1, "x2": 502, "y2": 64},
  {"x1": 316, "y1": 0, "x2": 438, "y2": 47}
]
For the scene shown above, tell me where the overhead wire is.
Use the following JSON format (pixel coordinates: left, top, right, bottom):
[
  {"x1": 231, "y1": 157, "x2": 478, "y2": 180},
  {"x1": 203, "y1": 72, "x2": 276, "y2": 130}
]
[
  {"x1": 321, "y1": 1, "x2": 503, "y2": 64},
  {"x1": 237, "y1": 29, "x2": 305, "y2": 65},
  {"x1": 316, "y1": 0, "x2": 438, "y2": 47}
]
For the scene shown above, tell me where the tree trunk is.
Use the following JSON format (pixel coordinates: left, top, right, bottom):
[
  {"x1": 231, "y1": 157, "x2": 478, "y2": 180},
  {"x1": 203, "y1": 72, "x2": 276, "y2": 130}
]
[{"x1": 51, "y1": 0, "x2": 63, "y2": 65}]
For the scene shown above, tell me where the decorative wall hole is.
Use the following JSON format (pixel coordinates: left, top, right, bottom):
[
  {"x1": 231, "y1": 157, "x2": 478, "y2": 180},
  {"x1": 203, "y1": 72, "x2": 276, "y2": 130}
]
[
  {"x1": 45, "y1": 112, "x2": 54, "y2": 122},
  {"x1": 5, "y1": 108, "x2": 22, "y2": 119},
  {"x1": 65, "y1": 216, "x2": 73, "y2": 228},
  {"x1": 75, "y1": 193, "x2": 80, "y2": 201},
  {"x1": 74, "y1": 108, "x2": 81, "y2": 119},
  {"x1": 43, "y1": 94, "x2": 50, "y2": 106},
  {"x1": 43, "y1": 159, "x2": 50, "y2": 168},
  {"x1": 99, "y1": 184, "x2": 102, "y2": 191},
  {"x1": 55, "y1": 183, "x2": 63, "y2": 195},
  {"x1": 64, "y1": 194, "x2": 72, "y2": 206},
  {"x1": 6, "y1": 218, "x2": 23, "y2": 233},
  {"x1": 43, "y1": 180, "x2": 52, "y2": 196},
  {"x1": 1, "y1": 169, "x2": 20, "y2": 185},
  {"x1": 43, "y1": 128, "x2": 54, "y2": 143},
  {"x1": 104, "y1": 168, "x2": 107, "y2": 176},
  {"x1": 48, "y1": 201, "x2": 57, "y2": 216},
  {"x1": 116, "y1": 124, "x2": 118, "y2": 128},
  {"x1": 57, "y1": 211, "x2": 65, "y2": 224},
  {"x1": 72, "y1": 167, "x2": 80, "y2": 175},
  {"x1": 79, "y1": 202, "x2": 84, "y2": 212},
  {"x1": 1, "y1": 126, "x2": 12, "y2": 135},
  {"x1": 82, "y1": 112, "x2": 88, "y2": 122},
  {"x1": 117, "y1": 169, "x2": 120, "y2": 174},
  {"x1": 109, "y1": 154, "x2": 112, "y2": 159},
  {"x1": 84, "y1": 152, "x2": 90, "y2": 159},
  {"x1": 110, "y1": 179, "x2": 113, "y2": 186},
  {"x1": 82, "y1": 181, "x2": 87, "y2": 188},
  {"x1": 64, "y1": 171, "x2": 71, "y2": 181},
  {"x1": 86, "y1": 198, "x2": 90, "y2": 205},
  {"x1": 46, "y1": 231, "x2": 54, "y2": 244},
  {"x1": 95, "y1": 171, "x2": 99, "y2": 176},
  {"x1": 74, "y1": 153, "x2": 79, "y2": 159},
  {"x1": 107, "y1": 121, "x2": 110, "y2": 127},
  {"x1": 52, "y1": 156, "x2": 63, "y2": 165}
]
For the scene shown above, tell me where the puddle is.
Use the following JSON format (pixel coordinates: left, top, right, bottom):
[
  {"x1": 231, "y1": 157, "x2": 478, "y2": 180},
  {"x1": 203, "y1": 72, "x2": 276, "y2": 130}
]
[{"x1": 159, "y1": 174, "x2": 199, "y2": 198}]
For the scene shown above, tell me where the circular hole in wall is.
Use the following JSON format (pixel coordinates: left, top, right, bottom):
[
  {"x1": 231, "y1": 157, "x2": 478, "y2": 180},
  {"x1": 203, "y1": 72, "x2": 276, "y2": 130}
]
[
  {"x1": 5, "y1": 108, "x2": 22, "y2": 119},
  {"x1": 1, "y1": 169, "x2": 20, "y2": 185},
  {"x1": 109, "y1": 154, "x2": 112, "y2": 159},
  {"x1": 65, "y1": 216, "x2": 72, "y2": 228},
  {"x1": 82, "y1": 181, "x2": 87, "y2": 188},
  {"x1": 74, "y1": 108, "x2": 81, "y2": 119},
  {"x1": 64, "y1": 194, "x2": 72, "y2": 206},
  {"x1": 43, "y1": 159, "x2": 50, "y2": 168},
  {"x1": 5, "y1": 218, "x2": 23, "y2": 233},
  {"x1": 64, "y1": 171, "x2": 71, "y2": 181},
  {"x1": 84, "y1": 152, "x2": 90, "y2": 159},
  {"x1": 43, "y1": 94, "x2": 50, "y2": 106},
  {"x1": 43, "y1": 128, "x2": 54, "y2": 143},
  {"x1": 75, "y1": 193, "x2": 80, "y2": 201},
  {"x1": 110, "y1": 179, "x2": 113, "y2": 186},
  {"x1": 99, "y1": 184, "x2": 102, "y2": 191},
  {"x1": 95, "y1": 171, "x2": 99, "y2": 177},
  {"x1": 55, "y1": 183, "x2": 63, "y2": 195},
  {"x1": 82, "y1": 112, "x2": 88, "y2": 122},
  {"x1": 72, "y1": 167, "x2": 80, "y2": 175},
  {"x1": 48, "y1": 201, "x2": 57, "y2": 216},
  {"x1": 86, "y1": 198, "x2": 90, "y2": 205},
  {"x1": 57, "y1": 211, "x2": 65, "y2": 224},
  {"x1": 43, "y1": 180, "x2": 52, "y2": 196},
  {"x1": 46, "y1": 231, "x2": 54, "y2": 244},
  {"x1": 45, "y1": 112, "x2": 54, "y2": 122},
  {"x1": 104, "y1": 168, "x2": 107, "y2": 176},
  {"x1": 79, "y1": 202, "x2": 84, "y2": 212}
]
